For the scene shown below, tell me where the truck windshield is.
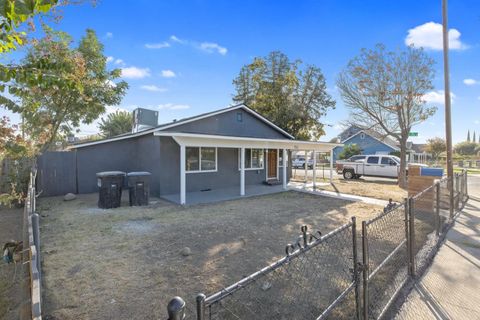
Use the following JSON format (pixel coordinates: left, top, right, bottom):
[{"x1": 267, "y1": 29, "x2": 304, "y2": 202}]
[{"x1": 391, "y1": 156, "x2": 400, "y2": 164}]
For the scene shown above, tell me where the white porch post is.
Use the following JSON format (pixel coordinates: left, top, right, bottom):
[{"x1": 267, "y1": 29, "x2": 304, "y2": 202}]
[
  {"x1": 240, "y1": 147, "x2": 245, "y2": 196},
  {"x1": 312, "y1": 151, "x2": 317, "y2": 189},
  {"x1": 282, "y1": 148, "x2": 287, "y2": 189},
  {"x1": 329, "y1": 149, "x2": 334, "y2": 184},
  {"x1": 304, "y1": 150, "x2": 308, "y2": 183},
  {"x1": 180, "y1": 144, "x2": 186, "y2": 205}
]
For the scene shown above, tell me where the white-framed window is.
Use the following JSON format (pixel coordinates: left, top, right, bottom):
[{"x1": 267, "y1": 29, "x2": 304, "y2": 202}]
[
  {"x1": 278, "y1": 149, "x2": 289, "y2": 167},
  {"x1": 360, "y1": 133, "x2": 365, "y2": 139},
  {"x1": 186, "y1": 147, "x2": 217, "y2": 173},
  {"x1": 238, "y1": 148, "x2": 264, "y2": 170}
]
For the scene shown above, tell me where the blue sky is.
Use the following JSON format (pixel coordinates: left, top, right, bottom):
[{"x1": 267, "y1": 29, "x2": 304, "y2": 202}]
[{"x1": 2, "y1": 0, "x2": 479, "y2": 143}]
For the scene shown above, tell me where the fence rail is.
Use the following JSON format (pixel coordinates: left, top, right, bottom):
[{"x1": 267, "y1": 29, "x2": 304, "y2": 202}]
[
  {"x1": 23, "y1": 166, "x2": 42, "y2": 320},
  {"x1": 167, "y1": 171, "x2": 469, "y2": 320}
]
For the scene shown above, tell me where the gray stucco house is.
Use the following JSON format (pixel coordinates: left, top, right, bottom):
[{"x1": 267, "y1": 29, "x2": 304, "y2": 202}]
[{"x1": 69, "y1": 104, "x2": 340, "y2": 204}]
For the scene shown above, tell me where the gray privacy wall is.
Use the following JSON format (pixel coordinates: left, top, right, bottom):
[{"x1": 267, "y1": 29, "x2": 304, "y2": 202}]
[
  {"x1": 168, "y1": 109, "x2": 291, "y2": 139},
  {"x1": 37, "y1": 151, "x2": 77, "y2": 196}
]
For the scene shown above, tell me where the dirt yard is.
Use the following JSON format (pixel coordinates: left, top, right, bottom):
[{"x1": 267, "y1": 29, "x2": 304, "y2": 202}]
[
  {"x1": 39, "y1": 191, "x2": 383, "y2": 320},
  {"x1": 0, "y1": 207, "x2": 27, "y2": 320}
]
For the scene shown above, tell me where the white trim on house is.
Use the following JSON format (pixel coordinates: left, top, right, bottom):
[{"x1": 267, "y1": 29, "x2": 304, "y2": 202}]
[
  {"x1": 342, "y1": 130, "x2": 400, "y2": 151},
  {"x1": 68, "y1": 104, "x2": 294, "y2": 149},
  {"x1": 155, "y1": 131, "x2": 342, "y2": 152}
]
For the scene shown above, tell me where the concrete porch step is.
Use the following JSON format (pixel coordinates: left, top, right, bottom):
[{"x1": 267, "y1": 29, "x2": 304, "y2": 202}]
[{"x1": 264, "y1": 179, "x2": 282, "y2": 186}]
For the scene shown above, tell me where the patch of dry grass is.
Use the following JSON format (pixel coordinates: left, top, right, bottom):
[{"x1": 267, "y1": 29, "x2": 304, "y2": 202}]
[
  {"x1": 318, "y1": 179, "x2": 407, "y2": 202},
  {"x1": 39, "y1": 191, "x2": 383, "y2": 320}
]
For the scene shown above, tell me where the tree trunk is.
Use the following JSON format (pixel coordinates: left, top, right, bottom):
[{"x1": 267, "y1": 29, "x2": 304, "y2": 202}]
[{"x1": 398, "y1": 141, "x2": 408, "y2": 189}]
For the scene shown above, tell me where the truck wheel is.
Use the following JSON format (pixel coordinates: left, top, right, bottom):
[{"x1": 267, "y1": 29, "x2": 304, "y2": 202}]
[{"x1": 343, "y1": 170, "x2": 354, "y2": 180}]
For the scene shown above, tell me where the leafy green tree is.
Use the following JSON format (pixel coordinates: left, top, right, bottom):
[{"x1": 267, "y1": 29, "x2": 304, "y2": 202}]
[
  {"x1": 473, "y1": 131, "x2": 477, "y2": 143},
  {"x1": 454, "y1": 141, "x2": 478, "y2": 156},
  {"x1": 467, "y1": 130, "x2": 471, "y2": 142},
  {"x1": 5, "y1": 28, "x2": 128, "y2": 152},
  {"x1": 0, "y1": 116, "x2": 35, "y2": 206},
  {"x1": 0, "y1": 0, "x2": 61, "y2": 53},
  {"x1": 337, "y1": 44, "x2": 436, "y2": 188},
  {"x1": 233, "y1": 51, "x2": 335, "y2": 140},
  {"x1": 426, "y1": 137, "x2": 446, "y2": 160},
  {"x1": 98, "y1": 111, "x2": 133, "y2": 137},
  {"x1": 338, "y1": 144, "x2": 363, "y2": 160}
]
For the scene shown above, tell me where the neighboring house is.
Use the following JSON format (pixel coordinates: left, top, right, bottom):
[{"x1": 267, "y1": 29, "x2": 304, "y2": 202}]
[
  {"x1": 68, "y1": 104, "x2": 340, "y2": 204},
  {"x1": 332, "y1": 126, "x2": 399, "y2": 161},
  {"x1": 407, "y1": 142, "x2": 432, "y2": 163}
]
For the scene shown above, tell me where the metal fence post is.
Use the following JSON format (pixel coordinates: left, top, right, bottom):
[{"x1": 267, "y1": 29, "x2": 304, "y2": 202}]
[
  {"x1": 196, "y1": 293, "x2": 206, "y2": 320},
  {"x1": 408, "y1": 197, "x2": 415, "y2": 277},
  {"x1": 351, "y1": 217, "x2": 360, "y2": 320},
  {"x1": 361, "y1": 221, "x2": 369, "y2": 320},
  {"x1": 435, "y1": 183, "x2": 441, "y2": 236},
  {"x1": 455, "y1": 173, "x2": 460, "y2": 211},
  {"x1": 404, "y1": 198, "x2": 412, "y2": 277},
  {"x1": 464, "y1": 170, "x2": 468, "y2": 200},
  {"x1": 167, "y1": 297, "x2": 186, "y2": 320}
]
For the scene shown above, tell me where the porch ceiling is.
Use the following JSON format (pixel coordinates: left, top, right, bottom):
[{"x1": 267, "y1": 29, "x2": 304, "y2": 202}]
[{"x1": 154, "y1": 132, "x2": 342, "y2": 152}]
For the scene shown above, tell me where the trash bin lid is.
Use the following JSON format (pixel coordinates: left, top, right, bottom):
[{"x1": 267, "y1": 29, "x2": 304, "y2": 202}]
[
  {"x1": 127, "y1": 171, "x2": 151, "y2": 177},
  {"x1": 96, "y1": 171, "x2": 126, "y2": 177}
]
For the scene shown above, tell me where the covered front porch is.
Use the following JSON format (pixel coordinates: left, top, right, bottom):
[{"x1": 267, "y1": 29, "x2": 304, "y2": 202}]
[{"x1": 155, "y1": 132, "x2": 341, "y2": 204}]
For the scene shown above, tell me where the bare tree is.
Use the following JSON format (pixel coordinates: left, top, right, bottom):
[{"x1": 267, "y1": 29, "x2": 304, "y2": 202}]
[{"x1": 337, "y1": 44, "x2": 436, "y2": 188}]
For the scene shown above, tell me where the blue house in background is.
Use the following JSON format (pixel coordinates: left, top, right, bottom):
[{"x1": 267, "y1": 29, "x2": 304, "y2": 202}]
[{"x1": 332, "y1": 126, "x2": 399, "y2": 161}]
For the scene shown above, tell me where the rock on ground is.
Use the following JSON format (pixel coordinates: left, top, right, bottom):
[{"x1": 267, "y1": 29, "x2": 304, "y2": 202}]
[{"x1": 63, "y1": 193, "x2": 76, "y2": 201}]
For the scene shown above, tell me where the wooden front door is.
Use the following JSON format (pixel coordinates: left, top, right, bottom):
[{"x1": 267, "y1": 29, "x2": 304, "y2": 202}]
[{"x1": 267, "y1": 149, "x2": 277, "y2": 179}]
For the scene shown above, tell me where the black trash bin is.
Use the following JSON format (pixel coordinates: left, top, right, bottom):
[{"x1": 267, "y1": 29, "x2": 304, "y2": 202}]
[
  {"x1": 96, "y1": 171, "x2": 125, "y2": 209},
  {"x1": 127, "y1": 172, "x2": 151, "y2": 206}
]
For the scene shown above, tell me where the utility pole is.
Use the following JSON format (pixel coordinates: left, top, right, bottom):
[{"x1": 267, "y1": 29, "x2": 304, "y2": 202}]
[{"x1": 442, "y1": 0, "x2": 454, "y2": 217}]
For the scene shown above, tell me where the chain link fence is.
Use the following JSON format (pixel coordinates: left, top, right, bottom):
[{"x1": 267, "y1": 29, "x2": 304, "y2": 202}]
[
  {"x1": 167, "y1": 171, "x2": 469, "y2": 320},
  {"x1": 362, "y1": 203, "x2": 409, "y2": 320}
]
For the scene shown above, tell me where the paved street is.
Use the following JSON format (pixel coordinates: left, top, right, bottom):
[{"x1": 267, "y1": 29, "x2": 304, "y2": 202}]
[{"x1": 396, "y1": 175, "x2": 480, "y2": 320}]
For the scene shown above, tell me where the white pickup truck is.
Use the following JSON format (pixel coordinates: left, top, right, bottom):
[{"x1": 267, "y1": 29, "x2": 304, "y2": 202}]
[{"x1": 336, "y1": 155, "x2": 410, "y2": 179}]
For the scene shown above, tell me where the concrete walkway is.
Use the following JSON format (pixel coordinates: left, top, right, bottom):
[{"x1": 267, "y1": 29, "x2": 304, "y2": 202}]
[
  {"x1": 288, "y1": 181, "x2": 390, "y2": 206},
  {"x1": 396, "y1": 177, "x2": 480, "y2": 319}
]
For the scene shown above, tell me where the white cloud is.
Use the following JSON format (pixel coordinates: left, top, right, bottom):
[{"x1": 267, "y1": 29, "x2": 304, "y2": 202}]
[
  {"x1": 105, "y1": 32, "x2": 113, "y2": 39},
  {"x1": 463, "y1": 78, "x2": 478, "y2": 85},
  {"x1": 106, "y1": 56, "x2": 114, "y2": 63},
  {"x1": 405, "y1": 22, "x2": 467, "y2": 50},
  {"x1": 140, "y1": 85, "x2": 167, "y2": 92},
  {"x1": 114, "y1": 59, "x2": 125, "y2": 66},
  {"x1": 145, "y1": 41, "x2": 171, "y2": 49},
  {"x1": 422, "y1": 90, "x2": 456, "y2": 104},
  {"x1": 170, "y1": 35, "x2": 186, "y2": 44},
  {"x1": 160, "y1": 70, "x2": 176, "y2": 78},
  {"x1": 199, "y1": 42, "x2": 227, "y2": 55},
  {"x1": 167, "y1": 35, "x2": 227, "y2": 55},
  {"x1": 121, "y1": 67, "x2": 151, "y2": 79},
  {"x1": 158, "y1": 103, "x2": 190, "y2": 110}
]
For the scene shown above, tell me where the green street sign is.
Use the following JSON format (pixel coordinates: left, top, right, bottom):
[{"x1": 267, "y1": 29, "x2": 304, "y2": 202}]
[{"x1": 409, "y1": 132, "x2": 418, "y2": 137}]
